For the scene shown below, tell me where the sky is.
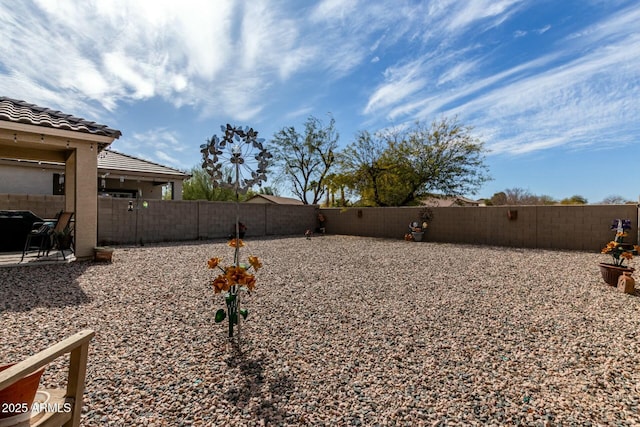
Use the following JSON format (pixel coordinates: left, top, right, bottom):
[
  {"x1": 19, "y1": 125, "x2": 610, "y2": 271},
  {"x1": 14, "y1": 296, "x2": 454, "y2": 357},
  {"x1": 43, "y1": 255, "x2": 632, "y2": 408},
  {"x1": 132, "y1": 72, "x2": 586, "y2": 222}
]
[{"x1": 1, "y1": 0, "x2": 639, "y2": 203}]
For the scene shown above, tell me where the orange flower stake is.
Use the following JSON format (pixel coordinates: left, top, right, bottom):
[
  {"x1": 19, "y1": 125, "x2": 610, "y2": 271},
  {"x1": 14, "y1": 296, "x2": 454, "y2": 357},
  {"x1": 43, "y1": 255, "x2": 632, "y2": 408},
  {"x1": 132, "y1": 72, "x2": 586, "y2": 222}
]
[{"x1": 201, "y1": 124, "x2": 271, "y2": 339}]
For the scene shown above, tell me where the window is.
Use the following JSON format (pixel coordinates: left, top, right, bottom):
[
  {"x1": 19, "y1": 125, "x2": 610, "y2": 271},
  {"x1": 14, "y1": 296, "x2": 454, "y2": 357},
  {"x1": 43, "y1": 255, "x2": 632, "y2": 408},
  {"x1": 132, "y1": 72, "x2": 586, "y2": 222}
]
[{"x1": 53, "y1": 173, "x2": 65, "y2": 195}]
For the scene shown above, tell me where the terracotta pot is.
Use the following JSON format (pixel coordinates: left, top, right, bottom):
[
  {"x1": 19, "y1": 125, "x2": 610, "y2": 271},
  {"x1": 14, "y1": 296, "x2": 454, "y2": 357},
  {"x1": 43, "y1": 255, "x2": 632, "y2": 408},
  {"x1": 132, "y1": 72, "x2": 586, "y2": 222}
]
[
  {"x1": 0, "y1": 363, "x2": 46, "y2": 419},
  {"x1": 598, "y1": 263, "x2": 634, "y2": 286}
]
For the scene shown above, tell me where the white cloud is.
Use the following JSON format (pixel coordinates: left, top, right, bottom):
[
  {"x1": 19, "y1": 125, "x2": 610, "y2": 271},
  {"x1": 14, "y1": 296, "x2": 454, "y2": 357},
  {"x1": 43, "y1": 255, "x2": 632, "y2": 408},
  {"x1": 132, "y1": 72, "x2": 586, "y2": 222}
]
[
  {"x1": 447, "y1": 0, "x2": 525, "y2": 32},
  {"x1": 1, "y1": 0, "x2": 638, "y2": 170},
  {"x1": 536, "y1": 25, "x2": 551, "y2": 34},
  {"x1": 449, "y1": 34, "x2": 640, "y2": 155},
  {"x1": 437, "y1": 60, "x2": 479, "y2": 85},
  {"x1": 364, "y1": 60, "x2": 430, "y2": 115},
  {"x1": 310, "y1": 0, "x2": 360, "y2": 23}
]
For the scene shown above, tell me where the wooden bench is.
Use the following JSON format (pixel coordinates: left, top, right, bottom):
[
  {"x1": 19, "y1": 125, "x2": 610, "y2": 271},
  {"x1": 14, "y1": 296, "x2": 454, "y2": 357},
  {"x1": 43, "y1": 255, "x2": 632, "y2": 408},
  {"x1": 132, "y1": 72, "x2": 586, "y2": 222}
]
[{"x1": 0, "y1": 329, "x2": 95, "y2": 427}]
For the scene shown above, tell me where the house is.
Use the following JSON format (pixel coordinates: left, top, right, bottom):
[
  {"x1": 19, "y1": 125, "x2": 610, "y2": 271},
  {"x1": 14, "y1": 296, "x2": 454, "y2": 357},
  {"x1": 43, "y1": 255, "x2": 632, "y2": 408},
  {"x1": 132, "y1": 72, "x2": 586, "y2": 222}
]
[
  {"x1": 0, "y1": 96, "x2": 121, "y2": 258},
  {"x1": 420, "y1": 195, "x2": 484, "y2": 207},
  {"x1": 0, "y1": 149, "x2": 190, "y2": 199},
  {"x1": 245, "y1": 194, "x2": 304, "y2": 205}
]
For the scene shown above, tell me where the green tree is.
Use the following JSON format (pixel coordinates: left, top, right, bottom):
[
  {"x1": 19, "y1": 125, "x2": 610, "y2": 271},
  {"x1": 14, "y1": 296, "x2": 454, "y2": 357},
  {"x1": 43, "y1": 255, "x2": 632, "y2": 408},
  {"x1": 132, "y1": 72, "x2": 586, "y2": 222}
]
[
  {"x1": 182, "y1": 166, "x2": 236, "y2": 201},
  {"x1": 341, "y1": 118, "x2": 490, "y2": 206},
  {"x1": 339, "y1": 130, "x2": 395, "y2": 206},
  {"x1": 560, "y1": 195, "x2": 588, "y2": 205},
  {"x1": 489, "y1": 188, "x2": 557, "y2": 205},
  {"x1": 323, "y1": 172, "x2": 352, "y2": 206},
  {"x1": 270, "y1": 115, "x2": 338, "y2": 204},
  {"x1": 489, "y1": 191, "x2": 507, "y2": 205},
  {"x1": 538, "y1": 195, "x2": 557, "y2": 205},
  {"x1": 259, "y1": 186, "x2": 278, "y2": 196}
]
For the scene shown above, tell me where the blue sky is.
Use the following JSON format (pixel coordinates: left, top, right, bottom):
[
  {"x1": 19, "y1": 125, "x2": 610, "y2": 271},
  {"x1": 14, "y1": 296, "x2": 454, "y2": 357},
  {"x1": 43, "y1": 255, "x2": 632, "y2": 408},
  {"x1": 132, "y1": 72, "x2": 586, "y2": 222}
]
[{"x1": 1, "y1": 0, "x2": 639, "y2": 203}]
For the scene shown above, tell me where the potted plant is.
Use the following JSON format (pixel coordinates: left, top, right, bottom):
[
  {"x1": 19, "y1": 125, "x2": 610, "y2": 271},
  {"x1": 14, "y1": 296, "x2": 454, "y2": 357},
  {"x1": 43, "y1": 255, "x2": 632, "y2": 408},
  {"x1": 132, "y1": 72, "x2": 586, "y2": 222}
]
[
  {"x1": 407, "y1": 207, "x2": 432, "y2": 242},
  {"x1": 408, "y1": 221, "x2": 428, "y2": 241},
  {"x1": 599, "y1": 219, "x2": 639, "y2": 286}
]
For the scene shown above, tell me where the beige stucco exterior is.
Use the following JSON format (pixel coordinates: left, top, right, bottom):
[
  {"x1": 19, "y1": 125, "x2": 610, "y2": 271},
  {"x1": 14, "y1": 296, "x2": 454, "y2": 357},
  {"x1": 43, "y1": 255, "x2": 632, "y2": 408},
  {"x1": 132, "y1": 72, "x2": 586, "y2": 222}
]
[
  {"x1": 0, "y1": 162, "x2": 180, "y2": 200},
  {"x1": 0, "y1": 122, "x2": 116, "y2": 259}
]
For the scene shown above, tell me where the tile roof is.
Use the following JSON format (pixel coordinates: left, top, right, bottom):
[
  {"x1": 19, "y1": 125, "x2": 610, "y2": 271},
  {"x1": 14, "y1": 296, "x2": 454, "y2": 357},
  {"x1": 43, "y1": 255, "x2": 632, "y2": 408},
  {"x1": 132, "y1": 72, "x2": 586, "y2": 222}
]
[
  {"x1": 420, "y1": 196, "x2": 481, "y2": 207},
  {"x1": 98, "y1": 150, "x2": 189, "y2": 178},
  {"x1": 0, "y1": 96, "x2": 122, "y2": 138},
  {"x1": 247, "y1": 194, "x2": 304, "y2": 205},
  {"x1": 0, "y1": 149, "x2": 189, "y2": 180}
]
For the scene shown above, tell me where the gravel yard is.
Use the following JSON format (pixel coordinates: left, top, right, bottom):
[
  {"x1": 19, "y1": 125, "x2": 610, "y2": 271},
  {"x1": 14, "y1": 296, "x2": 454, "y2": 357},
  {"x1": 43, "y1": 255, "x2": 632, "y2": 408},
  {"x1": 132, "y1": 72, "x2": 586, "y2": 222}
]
[{"x1": 1, "y1": 235, "x2": 639, "y2": 426}]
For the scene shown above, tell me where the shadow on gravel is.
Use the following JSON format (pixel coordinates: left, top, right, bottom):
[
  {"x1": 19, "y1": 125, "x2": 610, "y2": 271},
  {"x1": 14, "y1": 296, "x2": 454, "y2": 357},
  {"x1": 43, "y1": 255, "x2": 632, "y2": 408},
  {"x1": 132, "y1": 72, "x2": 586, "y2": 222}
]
[
  {"x1": 0, "y1": 262, "x2": 92, "y2": 312},
  {"x1": 225, "y1": 343, "x2": 295, "y2": 424}
]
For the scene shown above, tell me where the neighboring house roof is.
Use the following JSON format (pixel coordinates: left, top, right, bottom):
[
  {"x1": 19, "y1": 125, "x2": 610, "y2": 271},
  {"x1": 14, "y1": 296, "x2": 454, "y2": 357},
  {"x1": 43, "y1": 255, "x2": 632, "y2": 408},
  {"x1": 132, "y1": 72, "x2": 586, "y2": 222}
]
[
  {"x1": 246, "y1": 194, "x2": 304, "y2": 205},
  {"x1": 421, "y1": 196, "x2": 482, "y2": 207},
  {"x1": 0, "y1": 149, "x2": 190, "y2": 182},
  {"x1": 0, "y1": 96, "x2": 122, "y2": 139},
  {"x1": 98, "y1": 150, "x2": 189, "y2": 180}
]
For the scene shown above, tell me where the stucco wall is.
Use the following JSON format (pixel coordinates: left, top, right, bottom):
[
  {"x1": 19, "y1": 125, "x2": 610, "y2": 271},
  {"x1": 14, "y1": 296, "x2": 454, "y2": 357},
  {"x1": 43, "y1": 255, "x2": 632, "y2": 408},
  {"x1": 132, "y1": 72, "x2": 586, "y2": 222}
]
[
  {"x1": 0, "y1": 163, "x2": 56, "y2": 195},
  {"x1": 0, "y1": 164, "x2": 176, "y2": 200}
]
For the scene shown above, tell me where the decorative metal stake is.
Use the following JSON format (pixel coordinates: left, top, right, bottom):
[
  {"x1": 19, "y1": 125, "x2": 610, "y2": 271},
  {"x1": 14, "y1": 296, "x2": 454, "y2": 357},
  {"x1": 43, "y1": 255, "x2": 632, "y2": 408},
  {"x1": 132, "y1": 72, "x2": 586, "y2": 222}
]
[{"x1": 201, "y1": 124, "x2": 271, "y2": 338}]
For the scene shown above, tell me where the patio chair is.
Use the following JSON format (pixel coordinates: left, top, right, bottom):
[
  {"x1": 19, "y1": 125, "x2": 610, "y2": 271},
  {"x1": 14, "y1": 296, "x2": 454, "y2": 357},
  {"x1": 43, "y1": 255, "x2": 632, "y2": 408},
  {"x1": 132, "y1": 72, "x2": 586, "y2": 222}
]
[
  {"x1": 21, "y1": 220, "x2": 56, "y2": 261},
  {"x1": 21, "y1": 211, "x2": 74, "y2": 261},
  {"x1": 48, "y1": 211, "x2": 74, "y2": 260}
]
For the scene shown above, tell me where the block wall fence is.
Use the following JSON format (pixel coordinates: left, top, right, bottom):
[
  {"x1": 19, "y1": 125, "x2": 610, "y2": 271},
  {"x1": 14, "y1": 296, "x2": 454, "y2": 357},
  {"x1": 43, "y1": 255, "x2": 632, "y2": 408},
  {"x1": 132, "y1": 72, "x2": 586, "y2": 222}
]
[
  {"x1": 319, "y1": 205, "x2": 639, "y2": 251},
  {"x1": 1, "y1": 193, "x2": 638, "y2": 250}
]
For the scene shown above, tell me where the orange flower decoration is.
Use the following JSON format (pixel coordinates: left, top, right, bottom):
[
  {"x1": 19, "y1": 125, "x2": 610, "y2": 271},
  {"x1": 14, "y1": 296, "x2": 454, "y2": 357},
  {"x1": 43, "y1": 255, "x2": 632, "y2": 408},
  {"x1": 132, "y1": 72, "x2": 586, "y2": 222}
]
[
  {"x1": 224, "y1": 266, "x2": 247, "y2": 285},
  {"x1": 212, "y1": 276, "x2": 229, "y2": 294},
  {"x1": 228, "y1": 239, "x2": 245, "y2": 248},
  {"x1": 248, "y1": 256, "x2": 262, "y2": 270},
  {"x1": 208, "y1": 257, "x2": 221, "y2": 269},
  {"x1": 621, "y1": 252, "x2": 633, "y2": 260},
  {"x1": 244, "y1": 275, "x2": 257, "y2": 291}
]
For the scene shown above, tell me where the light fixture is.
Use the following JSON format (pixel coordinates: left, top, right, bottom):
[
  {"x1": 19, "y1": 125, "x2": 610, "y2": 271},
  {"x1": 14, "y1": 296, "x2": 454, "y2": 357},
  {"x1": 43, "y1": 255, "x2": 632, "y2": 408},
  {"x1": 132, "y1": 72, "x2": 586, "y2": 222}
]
[
  {"x1": 128, "y1": 201, "x2": 134, "y2": 212},
  {"x1": 13, "y1": 133, "x2": 17, "y2": 143},
  {"x1": 66, "y1": 140, "x2": 70, "y2": 149},
  {"x1": 90, "y1": 143, "x2": 93, "y2": 151},
  {"x1": 40, "y1": 134, "x2": 44, "y2": 143}
]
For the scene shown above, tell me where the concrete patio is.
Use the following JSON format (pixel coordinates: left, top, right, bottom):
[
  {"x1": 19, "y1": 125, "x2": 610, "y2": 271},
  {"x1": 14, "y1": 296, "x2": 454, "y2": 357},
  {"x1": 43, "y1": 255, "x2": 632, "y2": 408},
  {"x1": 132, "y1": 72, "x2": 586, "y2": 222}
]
[{"x1": 0, "y1": 249, "x2": 76, "y2": 267}]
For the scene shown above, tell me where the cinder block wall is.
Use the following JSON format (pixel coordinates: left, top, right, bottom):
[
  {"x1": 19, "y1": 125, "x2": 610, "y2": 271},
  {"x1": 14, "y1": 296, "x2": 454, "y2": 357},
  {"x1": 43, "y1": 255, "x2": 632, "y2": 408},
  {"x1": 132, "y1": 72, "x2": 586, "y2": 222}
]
[
  {"x1": 2, "y1": 193, "x2": 638, "y2": 251},
  {"x1": 97, "y1": 199, "x2": 318, "y2": 245},
  {"x1": 0, "y1": 193, "x2": 65, "y2": 219},
  {"x1": 319, "y1": 205, "x2": 639, "y2": 251}
]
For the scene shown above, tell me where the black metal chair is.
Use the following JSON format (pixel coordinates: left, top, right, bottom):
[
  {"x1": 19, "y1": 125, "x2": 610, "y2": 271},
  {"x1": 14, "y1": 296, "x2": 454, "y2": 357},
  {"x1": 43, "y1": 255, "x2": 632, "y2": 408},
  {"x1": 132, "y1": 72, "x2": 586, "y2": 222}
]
[
  {"x1": 21, "y1": 220, "x2": 55, "y2": 261},
  {"x1": 21, "y1": 211, "x2": 74, "y2": 261}
]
